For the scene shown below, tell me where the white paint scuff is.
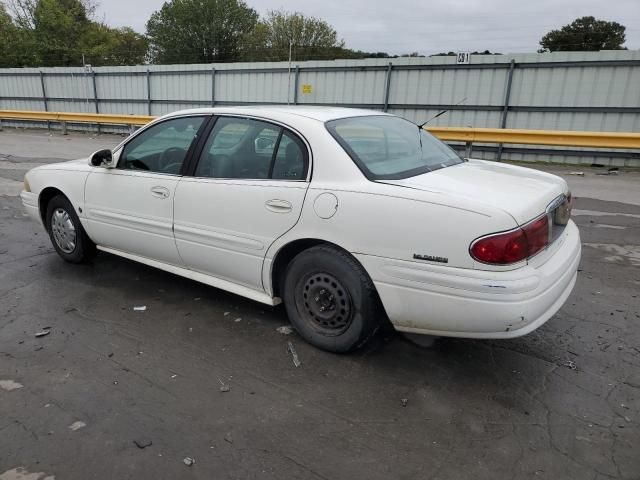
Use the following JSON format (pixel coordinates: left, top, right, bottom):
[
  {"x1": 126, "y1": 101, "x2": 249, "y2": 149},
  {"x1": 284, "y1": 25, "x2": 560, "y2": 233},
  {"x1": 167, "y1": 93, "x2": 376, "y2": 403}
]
[
  {"x1": 0, "y1": 380, "x2": 23, "y2": 391},
  {"x1": 68, "y1": 421, "x2": 86, "y2": 431},
  {"x1": 0, "y1": 467, "x2": 55, "y2": 480}
]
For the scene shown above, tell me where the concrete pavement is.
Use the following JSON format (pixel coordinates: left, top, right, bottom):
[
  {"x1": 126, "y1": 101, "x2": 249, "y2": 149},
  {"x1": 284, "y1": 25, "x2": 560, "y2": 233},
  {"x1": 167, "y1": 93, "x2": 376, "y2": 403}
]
[{"x1": 1, "y1": 129, "x2": 639, "y2": 480}]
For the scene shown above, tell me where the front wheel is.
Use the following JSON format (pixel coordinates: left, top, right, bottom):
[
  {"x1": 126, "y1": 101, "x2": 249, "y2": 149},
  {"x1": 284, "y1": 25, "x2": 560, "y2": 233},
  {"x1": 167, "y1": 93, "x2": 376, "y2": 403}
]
[
  {"x1": 282, "y1": 245, "x2": 384, "y2": 353},
  {"x1": 46, "y1": 195, "x2": 96, "y2": 263}
]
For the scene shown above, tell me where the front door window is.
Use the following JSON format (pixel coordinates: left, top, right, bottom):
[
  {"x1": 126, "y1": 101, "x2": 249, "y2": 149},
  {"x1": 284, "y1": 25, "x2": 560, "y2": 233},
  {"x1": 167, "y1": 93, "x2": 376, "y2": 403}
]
[{"x1": 119, "y1": 116, "x2": 206, "y2": 175}]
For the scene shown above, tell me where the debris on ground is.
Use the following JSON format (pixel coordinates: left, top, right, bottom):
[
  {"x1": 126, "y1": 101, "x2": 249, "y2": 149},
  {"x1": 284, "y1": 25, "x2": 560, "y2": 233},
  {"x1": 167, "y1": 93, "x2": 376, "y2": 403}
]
[
  {"x1": 133, "y1": 306, "x2": 147, "y2": 312},
  {"x1": 224, "y1": 433, "x2": 233, "y2": 444},
  {"x1": 287, "y1": 341, "x2": 301, "y2": 367},
  {"x1": 563, "y1": 360, "x2": 577, "y2": 370},
  {"x1": 34, "y1": 328, "x2": 50, "y2": 338},
  {"x1": 234, "y1": 317, "x2": 242, "y2": 322},
  {"x1": 596, "y1": 168, "x2": 620, "y2": 176},
  {"x1": 183, "y1": 457, "x2": 195, "y2": 466},
  {"x1": 0, "y1": 380, "x2": 24, "y2": 391},
  {"x1": 218, "y1": 378, "x2": 230, "y2": 392},
  {"x1": 108, "y1": 353, "x2": 114, "y2": 358},
  {"x1": 276, "y1": 326, "x2": 293, "y2": 335},
  {"x1": 401, "y1": 398, "x2": 408, "y2": 407},
  {"x1": 567, "y1": 171, "x2": 584, "y2": 176},
  {"x1": 68, "y1": 421, "x2": 86, "y2": 431},
  {"x1": 134, "y1": 438, "x2": 152, "y2": 449},
  {"x1": 223, "y1": 312, "x2": 230, "y2": 316}
]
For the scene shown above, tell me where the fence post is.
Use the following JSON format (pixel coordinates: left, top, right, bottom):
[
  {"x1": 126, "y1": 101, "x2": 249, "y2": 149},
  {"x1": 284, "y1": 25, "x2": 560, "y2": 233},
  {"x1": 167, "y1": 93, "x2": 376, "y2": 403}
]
[
  {"x1": 293, "y1": 66, "x2": 300, "y2": 105},
  {"x1": 211, "y1": 67, "x2": 216, "y2": 106},
  {"x1": 146, "y1": 69, "x2": 152, "y2": 116},
  {"x1": 92, "y1": 71, "x2": 100, "y2": 134},
  {"x1": 496, "y1": 59, "x2": 515, "y2": 162},
  {"x1": 40, "y1": 71, "x2": 50, "y2": 131},
  {"x1": 383, "y1": 62, "x2": 393, "y2": 112},
  {"x1": 465, "y1": 141, "x2": 473, "y2": 158}
]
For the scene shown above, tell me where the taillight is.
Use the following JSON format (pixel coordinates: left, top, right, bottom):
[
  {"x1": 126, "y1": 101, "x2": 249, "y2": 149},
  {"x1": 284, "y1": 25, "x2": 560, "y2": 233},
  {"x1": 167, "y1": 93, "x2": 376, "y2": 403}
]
[
  {"x1": 470, "y1": 215, "x2": 549, "y2": 265},
  {"x1": 524, "y1": 215, "x2": 549, "y2": 257}
]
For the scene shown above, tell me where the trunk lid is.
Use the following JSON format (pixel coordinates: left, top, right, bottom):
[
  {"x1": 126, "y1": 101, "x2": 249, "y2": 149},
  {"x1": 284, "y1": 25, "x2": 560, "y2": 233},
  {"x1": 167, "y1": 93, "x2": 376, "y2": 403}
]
[{"x1": 382, "y1": 159, "x2": 568, "y2": 225}]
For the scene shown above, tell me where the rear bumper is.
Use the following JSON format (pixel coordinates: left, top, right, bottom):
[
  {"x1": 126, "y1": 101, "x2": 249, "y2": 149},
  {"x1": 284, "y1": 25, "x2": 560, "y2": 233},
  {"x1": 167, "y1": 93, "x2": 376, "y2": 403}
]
[{"x1": 356, "y1": 220, "x2": 581, "y2": 338}]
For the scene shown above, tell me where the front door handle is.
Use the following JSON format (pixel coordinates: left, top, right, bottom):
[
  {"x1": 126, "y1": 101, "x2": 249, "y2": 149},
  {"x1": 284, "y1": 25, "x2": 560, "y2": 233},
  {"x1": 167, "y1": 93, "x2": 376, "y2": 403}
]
[
  {"x1": 150, "y1": 186, "x2": 170, "y2": 199},
  {"x1": 265, "y1": 199, "x2": 292, "y2": 213}
]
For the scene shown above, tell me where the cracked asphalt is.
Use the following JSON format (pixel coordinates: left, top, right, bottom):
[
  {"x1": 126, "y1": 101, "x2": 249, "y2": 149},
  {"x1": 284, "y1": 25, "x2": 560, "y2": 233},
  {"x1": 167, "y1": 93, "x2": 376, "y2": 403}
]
[{"x1": 1, "y1": 130, "x2": 639, "y2": 480}]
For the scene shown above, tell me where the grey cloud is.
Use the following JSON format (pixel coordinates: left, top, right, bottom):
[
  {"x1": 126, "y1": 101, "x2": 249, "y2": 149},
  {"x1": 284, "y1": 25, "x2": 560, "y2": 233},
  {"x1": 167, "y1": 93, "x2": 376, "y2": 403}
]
[{"x1": 97, "y1": 0, "x2": 640, "y2": 55}]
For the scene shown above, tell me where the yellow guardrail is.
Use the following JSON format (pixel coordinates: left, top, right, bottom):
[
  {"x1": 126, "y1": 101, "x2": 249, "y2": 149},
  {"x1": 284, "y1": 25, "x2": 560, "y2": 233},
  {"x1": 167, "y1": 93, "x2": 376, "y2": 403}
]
[
  {"x1": 427, "y1": 126, "x2": 640, "y2": 150},
  {"x1": 1, "y1": 109, "x2": 639, "y2": 150},
  {"x1": 0, "y1": 109, "x2": 153, "y2": 126}
]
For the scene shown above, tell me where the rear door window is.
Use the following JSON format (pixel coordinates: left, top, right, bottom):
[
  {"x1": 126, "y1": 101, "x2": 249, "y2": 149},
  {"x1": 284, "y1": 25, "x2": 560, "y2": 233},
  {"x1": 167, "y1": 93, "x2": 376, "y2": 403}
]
[{"x1": 194, "y1": 117, "x2": 308, "y2": 180}]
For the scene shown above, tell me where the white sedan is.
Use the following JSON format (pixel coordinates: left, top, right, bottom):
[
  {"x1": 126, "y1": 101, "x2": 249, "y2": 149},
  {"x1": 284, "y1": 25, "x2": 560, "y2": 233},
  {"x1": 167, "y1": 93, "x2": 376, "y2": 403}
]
[{"x1": 21, "y1": 107, "x2": 580, "y2": 352}]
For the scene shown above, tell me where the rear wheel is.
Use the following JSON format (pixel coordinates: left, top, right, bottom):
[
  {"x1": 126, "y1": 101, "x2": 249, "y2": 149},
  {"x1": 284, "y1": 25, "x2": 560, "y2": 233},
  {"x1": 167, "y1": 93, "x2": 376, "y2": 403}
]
[
  {"x1": 282, "y1": 244, "x2": 384, "y2": 353},
  {"x1": 46, "y1": 195, "x2": 96, "y2": 263}
]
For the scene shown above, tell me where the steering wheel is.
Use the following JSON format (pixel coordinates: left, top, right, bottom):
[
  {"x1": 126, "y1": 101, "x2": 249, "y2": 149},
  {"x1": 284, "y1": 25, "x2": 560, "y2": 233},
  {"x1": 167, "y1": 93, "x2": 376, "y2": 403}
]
[
  {"x1": 128, "y1": 159, "x2": 149, "y2": 170},
  {"x1": 159, "y1": 147, "x2": 185, "y2": 169},
  {"x1": 162, "y1": 162, "x2": 183, "y2": 175}
]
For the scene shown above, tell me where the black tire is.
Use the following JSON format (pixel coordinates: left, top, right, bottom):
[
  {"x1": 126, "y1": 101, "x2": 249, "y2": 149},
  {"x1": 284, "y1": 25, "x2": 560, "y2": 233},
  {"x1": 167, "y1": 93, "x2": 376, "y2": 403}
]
[
  {"x1": 45, "y1": 195, "x2": 96, "y2": 263},
  {"x1": 282, "y1": 244, "x2": 384, "y2": 353}
]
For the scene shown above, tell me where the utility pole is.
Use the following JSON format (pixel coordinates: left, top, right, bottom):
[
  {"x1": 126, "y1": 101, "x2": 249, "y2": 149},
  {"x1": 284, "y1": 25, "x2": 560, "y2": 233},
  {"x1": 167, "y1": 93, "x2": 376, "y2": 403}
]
[{"x1": 287, "y1": 39, "x2": 292, "y2": 105}]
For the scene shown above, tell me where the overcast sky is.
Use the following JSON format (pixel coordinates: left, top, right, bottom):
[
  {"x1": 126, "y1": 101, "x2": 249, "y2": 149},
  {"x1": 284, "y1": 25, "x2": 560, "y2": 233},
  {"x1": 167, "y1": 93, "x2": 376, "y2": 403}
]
[{"x1": 96, "y1": 0, "x2": 640, "y2": 55}]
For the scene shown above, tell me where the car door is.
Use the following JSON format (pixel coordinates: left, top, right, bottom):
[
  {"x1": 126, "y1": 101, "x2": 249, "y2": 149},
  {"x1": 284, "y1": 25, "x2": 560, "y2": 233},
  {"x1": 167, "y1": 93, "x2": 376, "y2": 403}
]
[
  {"x1": 173, "y1": 115, "x2": 310, "y2": 291},
  {"x1": 84, "y1": 115, "x2": 208, "y2": 265}
]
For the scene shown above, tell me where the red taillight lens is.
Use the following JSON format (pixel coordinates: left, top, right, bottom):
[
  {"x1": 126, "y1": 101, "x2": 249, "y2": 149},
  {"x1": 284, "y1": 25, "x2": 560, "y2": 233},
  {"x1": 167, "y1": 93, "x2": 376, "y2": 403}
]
[
  {"x1": 523, "y1": 215, "x2": 549, "y2": 257},
  {"x1": 470, "y1": 215, "x2": 549, "y2": 265},
  {"x1": 470, "y1": 228, "x2": 528, "y2": 264}
]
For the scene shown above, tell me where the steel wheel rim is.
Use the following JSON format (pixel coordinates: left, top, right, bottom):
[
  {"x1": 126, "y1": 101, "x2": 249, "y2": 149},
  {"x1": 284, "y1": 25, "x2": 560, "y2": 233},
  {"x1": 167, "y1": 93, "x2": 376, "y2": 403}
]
[
  {"x1": 298, "y1": 272, "x2": 353, "y2": 335},
  {"x1": 51, "y1": 208, "x2": 77, "y2": 254}
]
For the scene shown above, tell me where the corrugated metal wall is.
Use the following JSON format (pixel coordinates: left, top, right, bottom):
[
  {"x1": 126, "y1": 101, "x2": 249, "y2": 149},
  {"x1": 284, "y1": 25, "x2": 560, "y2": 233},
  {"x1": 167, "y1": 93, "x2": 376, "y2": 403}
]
[{"x1": 1, "y1": 51, "x2": 639, "y2": 166}]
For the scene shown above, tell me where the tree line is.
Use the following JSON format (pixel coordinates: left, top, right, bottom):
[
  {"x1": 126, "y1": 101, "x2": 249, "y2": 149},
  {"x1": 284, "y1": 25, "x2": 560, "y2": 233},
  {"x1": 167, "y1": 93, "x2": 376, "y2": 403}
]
[{"x1": 0, "y1": 0, "x2": 629, "y2": 68}]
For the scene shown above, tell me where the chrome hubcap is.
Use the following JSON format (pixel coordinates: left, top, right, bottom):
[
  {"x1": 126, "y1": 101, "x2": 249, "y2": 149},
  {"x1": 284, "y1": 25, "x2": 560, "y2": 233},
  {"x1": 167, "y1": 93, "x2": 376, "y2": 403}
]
[{"x1": 51, "y1": 208, "x2": 76, "y2": 254}]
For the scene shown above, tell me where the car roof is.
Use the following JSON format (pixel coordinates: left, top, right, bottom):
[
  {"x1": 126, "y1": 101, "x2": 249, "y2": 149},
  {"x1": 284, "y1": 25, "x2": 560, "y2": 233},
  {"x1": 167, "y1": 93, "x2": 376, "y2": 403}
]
[{"x1": 163, "y1": 105, "x2": 391, "y2": 123}]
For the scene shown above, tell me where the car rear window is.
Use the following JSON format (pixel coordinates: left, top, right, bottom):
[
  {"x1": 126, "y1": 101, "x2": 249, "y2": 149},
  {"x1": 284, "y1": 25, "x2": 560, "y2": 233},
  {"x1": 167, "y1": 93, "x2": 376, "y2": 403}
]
[{"x1": 326, "y1": 115, "x2": 462, "y2": 180}]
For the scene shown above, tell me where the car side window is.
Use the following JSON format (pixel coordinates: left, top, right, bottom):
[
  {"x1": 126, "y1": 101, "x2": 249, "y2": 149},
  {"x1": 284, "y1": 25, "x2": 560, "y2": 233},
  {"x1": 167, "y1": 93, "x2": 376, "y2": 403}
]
[
  {"x1": 119, "y1": 116, "x2": 205, "y2": 175},
  {"x1": 194, "y1": 117, "x2": 307, "y2": 180},
  {"x1": 271, "y1": 131, "x2": 306, "y2": 180}
]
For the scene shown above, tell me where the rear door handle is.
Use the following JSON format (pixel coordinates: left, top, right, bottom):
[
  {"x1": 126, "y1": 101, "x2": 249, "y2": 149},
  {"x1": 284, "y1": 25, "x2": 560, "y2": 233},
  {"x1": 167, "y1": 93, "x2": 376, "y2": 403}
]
[
  {"x1": 265, "y1": 199, "x2": 292, "y2": 213},
  {"x1": 150, "y1": 186, "x2": 170, "y2": 199}
]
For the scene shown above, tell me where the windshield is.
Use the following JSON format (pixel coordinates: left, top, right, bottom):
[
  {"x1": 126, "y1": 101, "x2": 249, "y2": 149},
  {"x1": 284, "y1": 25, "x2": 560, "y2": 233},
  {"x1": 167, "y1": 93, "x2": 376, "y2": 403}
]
[{"x1": 326, "y1": 115, "x2": 463, "y2": 180}]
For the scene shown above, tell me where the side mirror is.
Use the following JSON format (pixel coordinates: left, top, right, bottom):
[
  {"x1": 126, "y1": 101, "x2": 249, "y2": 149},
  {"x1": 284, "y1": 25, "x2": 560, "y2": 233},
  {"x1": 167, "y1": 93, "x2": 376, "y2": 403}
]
[{"x1": 89, "y1": 149, "x2": 113, "y2": 167}]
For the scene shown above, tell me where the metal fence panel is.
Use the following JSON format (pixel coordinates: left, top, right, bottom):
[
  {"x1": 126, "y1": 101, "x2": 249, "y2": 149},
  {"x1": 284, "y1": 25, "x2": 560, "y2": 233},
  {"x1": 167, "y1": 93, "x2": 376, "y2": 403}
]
[{"x1": 1, "y1": 51, "x2": 639, "y2": 166}]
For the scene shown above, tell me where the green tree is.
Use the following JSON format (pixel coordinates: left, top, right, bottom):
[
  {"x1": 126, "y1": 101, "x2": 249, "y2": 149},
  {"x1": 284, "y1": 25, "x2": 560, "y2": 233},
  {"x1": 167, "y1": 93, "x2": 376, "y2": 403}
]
[
  {"x1": 0, "y1": 3, "x2": 18, "y2": 67},
  {"x1": 3, "y1": 0, "x2": 148, "y2": 66},
  {"x1": 539, "y1": 16, "x2": 626, "y2": 52},
  {"x1": 146, "y1": 0, "x2": 258, "y2": 64},
  {"x1": 242, "y1": 9, "x2": 345, "y2": 61},
  {"x1": 82, "y1": 25, "x2": 149, "y2": 65},
  {"x1": 30, "y1": 0, "x2": 92, "y2": 65}
]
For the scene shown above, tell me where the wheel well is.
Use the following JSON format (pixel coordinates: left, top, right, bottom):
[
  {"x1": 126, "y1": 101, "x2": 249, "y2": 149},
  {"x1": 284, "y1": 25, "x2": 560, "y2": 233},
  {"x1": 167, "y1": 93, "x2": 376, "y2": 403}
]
[
  {"x1": 271, "y1": 238, "x2": 332, "y2": 298},
  {"x1": 38, "y1": 187, "x2": 65, "y2": 229}
]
